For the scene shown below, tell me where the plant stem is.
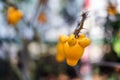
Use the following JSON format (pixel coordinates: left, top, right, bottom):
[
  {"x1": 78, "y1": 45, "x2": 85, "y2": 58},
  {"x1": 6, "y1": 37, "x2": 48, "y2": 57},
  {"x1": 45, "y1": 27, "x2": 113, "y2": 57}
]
[{"x1": 74, "y1": 11, "x2": 88, "y2": 38}]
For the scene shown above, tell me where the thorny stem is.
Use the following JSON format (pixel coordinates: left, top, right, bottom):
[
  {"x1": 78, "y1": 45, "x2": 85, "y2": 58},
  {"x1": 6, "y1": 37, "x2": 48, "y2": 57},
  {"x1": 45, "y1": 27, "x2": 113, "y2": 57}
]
[{"x1": 74, "y1": 11, "x2": 88, "y2": 38}]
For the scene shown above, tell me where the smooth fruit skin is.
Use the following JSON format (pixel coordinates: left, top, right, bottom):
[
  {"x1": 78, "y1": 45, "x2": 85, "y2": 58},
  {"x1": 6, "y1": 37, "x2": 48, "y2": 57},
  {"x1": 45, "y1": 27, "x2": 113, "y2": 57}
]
[
  {"x1": 78, "y1": 37, "x2": 91, "y2": 48},
  {"x1": 66, "y1": 58, "x2": 78, "y2": 66},
  {"x1": 64, "y1": 42, "x2": 84, "y2": 66},
  {"x1": 68, "y1": 34, "x2": 77, "y2": 46},
  {"x1": 56, "y1": 35, "x2": 68, "y2": 62},
  {"x1": 56, "y1": 34, "x2": 91, "y2": 66},
  {"x1": 59, "y1": 35, "x2": 68, "y2": 43},
  {"x1": 56, "y1": 42, "x2": 65, "y2": 62},
  {"x1": 64, "y1": 34, "x2": 91, "y2": 66},
  {"x1": 78, "y1": 34, "x2": 86, "y2": 38}
]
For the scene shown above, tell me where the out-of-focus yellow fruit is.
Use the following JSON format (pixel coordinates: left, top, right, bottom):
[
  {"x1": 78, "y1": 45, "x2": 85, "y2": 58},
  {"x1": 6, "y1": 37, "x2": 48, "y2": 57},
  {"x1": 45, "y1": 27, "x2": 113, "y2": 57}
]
[
  {"x1": 7, "y1": 7, "x2": 15, "y2": 13},
  {"x1": 38, "y1": 12, "x2": 47, "y2": 24},
  {"x1": 107, "y1": 2, "x2": 118, "y2": 15},
  {"x1": 7, "y1": 7, "x2": 23, "y2": 25}
]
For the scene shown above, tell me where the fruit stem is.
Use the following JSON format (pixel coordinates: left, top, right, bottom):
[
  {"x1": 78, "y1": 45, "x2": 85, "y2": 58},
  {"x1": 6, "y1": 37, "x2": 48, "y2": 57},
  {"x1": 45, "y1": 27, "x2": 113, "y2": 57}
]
[{"x1": 74, "y1": 11, "x2": 88, "y2": 38}]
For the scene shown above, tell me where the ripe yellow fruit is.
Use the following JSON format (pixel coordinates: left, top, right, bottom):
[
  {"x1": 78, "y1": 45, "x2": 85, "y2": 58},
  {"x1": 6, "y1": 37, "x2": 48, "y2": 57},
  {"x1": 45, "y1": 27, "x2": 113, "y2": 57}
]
[
  {"x1": 56, "y1": 34, "x2": 91, "y2": 66},
  {"x1": 59, "y1": 35, "x2": 68, "y2": 43},
  {"x1": 66, "y1": 58, "x2": 78, "y2": 67},
  {"x1": 56, "y1": 35, "x2": 68, "y2": 62},
  {"x1": 7, "y1": 7, "x2": 23, "y2": 25},
  {"x1": 68, "y1": 34, "x2": 77, "y2": 46},
  {"x1": 56, "y1": 42, "x2": 65, "y2": 62},
  {"x1": 78, "y1": 34, "x2": 86, "y2": 38},
  {"x1": 64, "y1": 42, "x2": 84, "y2": 66},
  {"x1": 78, "y1": 37, "x2": 91, "y2": 48}
]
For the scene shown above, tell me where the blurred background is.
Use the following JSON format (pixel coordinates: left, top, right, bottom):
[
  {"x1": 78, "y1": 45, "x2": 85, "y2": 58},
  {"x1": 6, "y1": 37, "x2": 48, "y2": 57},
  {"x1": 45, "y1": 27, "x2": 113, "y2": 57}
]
[{"x1": 0, "y1": 0, "x2": 120, "y2": 80}]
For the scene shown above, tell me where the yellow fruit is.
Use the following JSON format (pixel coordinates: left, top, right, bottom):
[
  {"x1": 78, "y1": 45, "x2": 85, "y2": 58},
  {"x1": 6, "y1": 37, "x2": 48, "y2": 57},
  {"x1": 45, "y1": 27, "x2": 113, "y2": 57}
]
[
  {"x1": 59, "y1": 35, "x2": 68, "y2": 43},
  {"x1": 78, "y1": 34, "x2": 86, "y2": 38},
  {"x1": 7, "y1": 7, "x2": 23, "y2": 25},
  {"x1": 78, "y1": 37, "x2": 91, "y2": 48},
  {"x1": 64, "y1": 42, "x2": 84, "y2": 66},
  {"x1": 38, "y1": 12, "x2": 47, "y2": 24},
  {"x1": 68, "y1": 34, "x2": 77, "y2": 46},
  {"x1": 16, "y1": 10, "x2": 23, "y2": 19},
  {"x1": 56, "y1": 33, "x2": 91, "y2": 66},
  {"x1": 56, "y1": 42, "x2": 65, "y2": 62},
  {"x1": 7, "y1": 7, "x2": 15, "y2": 13},
  {"x1": 66, "y1": 58, "x2": 78, "y2": 66},
  {"x1": 56, "y1": 35, "x2": 68, "y2": 62}
]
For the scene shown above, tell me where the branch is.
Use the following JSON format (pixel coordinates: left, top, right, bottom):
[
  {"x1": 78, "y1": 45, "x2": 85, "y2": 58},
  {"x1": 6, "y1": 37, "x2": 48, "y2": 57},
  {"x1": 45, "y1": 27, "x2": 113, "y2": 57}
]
[{"x1": 74, "y1": 11, "x2": 88, "y2": 38}]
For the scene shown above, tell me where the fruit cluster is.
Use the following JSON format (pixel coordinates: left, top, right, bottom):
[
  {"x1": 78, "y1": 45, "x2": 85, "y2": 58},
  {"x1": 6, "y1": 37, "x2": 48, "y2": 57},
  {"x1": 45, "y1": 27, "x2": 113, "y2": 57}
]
[
  {"x1": 56, "y1": 34, "x2": 91, "y2": 66},
  {"x1": 7, "y1": 7, "x2": 23, "y2": 25}
]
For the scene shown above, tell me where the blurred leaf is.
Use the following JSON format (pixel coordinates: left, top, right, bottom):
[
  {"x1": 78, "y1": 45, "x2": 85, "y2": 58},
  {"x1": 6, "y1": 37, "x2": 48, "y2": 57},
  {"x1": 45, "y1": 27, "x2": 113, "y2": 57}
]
[{"x1": 112, "y1": 34, "x2": 120, "y2": 58}]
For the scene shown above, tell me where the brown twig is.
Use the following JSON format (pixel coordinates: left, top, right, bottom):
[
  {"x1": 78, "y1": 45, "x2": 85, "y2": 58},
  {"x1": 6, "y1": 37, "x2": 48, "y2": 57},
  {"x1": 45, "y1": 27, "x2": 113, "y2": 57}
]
[{"x1": 74, "y1": 11, "x2": 88, "y2": 38}]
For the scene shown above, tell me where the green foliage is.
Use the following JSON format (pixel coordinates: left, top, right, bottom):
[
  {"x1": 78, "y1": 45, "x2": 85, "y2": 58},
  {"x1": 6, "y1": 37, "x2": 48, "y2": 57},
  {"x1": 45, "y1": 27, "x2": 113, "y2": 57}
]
[{"x1": 112, "y1": 34, "x2": 120, "y2": 58}]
